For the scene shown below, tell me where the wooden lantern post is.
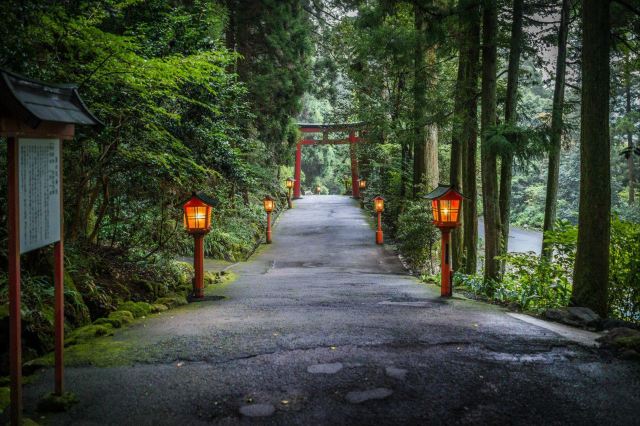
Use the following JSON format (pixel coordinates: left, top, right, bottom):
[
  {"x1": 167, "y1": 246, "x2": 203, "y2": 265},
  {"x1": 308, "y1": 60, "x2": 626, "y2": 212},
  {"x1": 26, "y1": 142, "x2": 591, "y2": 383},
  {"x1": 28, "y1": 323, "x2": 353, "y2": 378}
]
[
  {"x1": 425, "y1": 185, "x2": 464, "y2": 297},
  {"x1": 263, "y1": 195, "x2": 275, "y2": 243},
  {"x1": 358, "y1": 178, "x2": 367, "y2": 209},
  {"x1": 286, "y1": 178, "x2": 295, "y2": 208},
  {"x1": 373, "y1": 196, "x2": 385, "y2": 245},
  {"x1": 0, "y1": 70, "x2": 101, "y2": 425},
  {"x1": 182, "y1": 192, "x2": 215, "y2": 299}
]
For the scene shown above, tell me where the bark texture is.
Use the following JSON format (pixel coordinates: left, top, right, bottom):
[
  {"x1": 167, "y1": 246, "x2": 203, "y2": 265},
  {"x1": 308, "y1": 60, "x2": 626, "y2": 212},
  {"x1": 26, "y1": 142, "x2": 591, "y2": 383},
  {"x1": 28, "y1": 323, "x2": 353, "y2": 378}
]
[
  {"x1": 481, "y1": 0, "x2": 501, "y2": 282},
  {"x1": 572, "y1": 0, "x2": 610, "y2": 317},
  {"x1": 499, "y1": 0, "x2": 524, "y2": 259},
  {"x1": 461, "y1": 0, "x2": 481, "y2": 274},
  {"x1": 542, "y1": 0, "x2": 571, "y2": 258}
]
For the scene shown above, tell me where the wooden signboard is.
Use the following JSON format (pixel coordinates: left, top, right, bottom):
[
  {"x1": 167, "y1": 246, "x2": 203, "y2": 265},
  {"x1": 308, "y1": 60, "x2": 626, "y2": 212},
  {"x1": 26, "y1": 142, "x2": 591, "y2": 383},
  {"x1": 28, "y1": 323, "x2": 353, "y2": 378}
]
[{"x1": 18, "y1": 138, "x2": 62, "y2": 253}]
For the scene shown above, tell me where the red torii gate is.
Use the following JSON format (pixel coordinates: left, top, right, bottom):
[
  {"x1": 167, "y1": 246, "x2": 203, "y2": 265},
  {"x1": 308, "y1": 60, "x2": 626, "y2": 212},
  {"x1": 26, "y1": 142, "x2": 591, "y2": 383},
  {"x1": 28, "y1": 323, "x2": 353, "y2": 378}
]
[{"x1": 294, "y1": 122, "x2": 365, "y2": 199}]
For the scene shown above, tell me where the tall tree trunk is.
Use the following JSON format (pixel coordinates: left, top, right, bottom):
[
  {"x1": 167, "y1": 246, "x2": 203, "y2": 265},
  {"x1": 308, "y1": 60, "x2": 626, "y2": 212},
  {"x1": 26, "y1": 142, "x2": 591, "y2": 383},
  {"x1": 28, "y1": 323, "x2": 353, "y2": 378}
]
[
  {"x1": 461, "y1": 0, "x2": 481, "y2": 274},
  {"x1": 573, "y1": 0, "x2": 610, "y2": 317},
  {"x1": 542, "y1": 0, "x2": 571, "y2": 258},
  {"x1": 451, "y1": 2, "x2": 470, "y2": 271},
  {"x1": 412, "y1": 1, "x2": 428, "y2": 197},
  {"x1": 626, "y1": 61, "x2": 635, "y2": 205},
  {"x1": 499, "y1": 0, "x2": 524, "y2": 260},
  {"x1": 426, "y1": 124, "x2": 439, "y2": 190},
  {"x1": 481, "y1": 0, "x2": 501, "y2": 283}
]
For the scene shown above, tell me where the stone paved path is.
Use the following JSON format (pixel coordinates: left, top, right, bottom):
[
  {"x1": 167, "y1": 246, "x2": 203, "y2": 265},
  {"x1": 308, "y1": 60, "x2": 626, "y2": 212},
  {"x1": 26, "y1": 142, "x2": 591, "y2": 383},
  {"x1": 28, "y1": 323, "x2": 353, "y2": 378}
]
[{"x1": 14, "y1": 196, "x2": 640, "y2": 425}]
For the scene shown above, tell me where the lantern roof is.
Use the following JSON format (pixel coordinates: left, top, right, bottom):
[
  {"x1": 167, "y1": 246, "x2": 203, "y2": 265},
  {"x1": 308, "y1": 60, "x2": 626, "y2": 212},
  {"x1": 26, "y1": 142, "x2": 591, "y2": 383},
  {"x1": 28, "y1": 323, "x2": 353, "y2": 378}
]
[
  {"x1": 0, "y1": 69, "x2": 103, "y2": 128},
  {"x1": 373, "y1": 195, "x2": 385, "y2": 200},
  {"x1": 424, "y1": 184, "x2": 465, "y2": 200},
  {"x1": 264, "y1": 195, "x2": 275, "y2": 200},
  {"x1": 184, "y1": 191, "x2": 218, "y2": 207}
]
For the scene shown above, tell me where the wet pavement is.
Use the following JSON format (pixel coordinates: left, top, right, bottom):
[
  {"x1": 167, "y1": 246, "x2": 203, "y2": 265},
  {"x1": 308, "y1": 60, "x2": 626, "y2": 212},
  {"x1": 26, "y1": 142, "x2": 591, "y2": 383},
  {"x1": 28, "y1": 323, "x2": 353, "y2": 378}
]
[{"x1": 17, "y1": 196, "x2": 640, "y2": 425}]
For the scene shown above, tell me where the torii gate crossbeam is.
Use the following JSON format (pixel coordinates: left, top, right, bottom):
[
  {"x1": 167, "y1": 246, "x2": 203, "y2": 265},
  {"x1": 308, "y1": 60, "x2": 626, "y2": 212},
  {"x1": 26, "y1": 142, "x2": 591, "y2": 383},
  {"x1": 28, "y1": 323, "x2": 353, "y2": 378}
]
[{"x1": 294, "y1": 123, "x2": 365, "y2": 199}]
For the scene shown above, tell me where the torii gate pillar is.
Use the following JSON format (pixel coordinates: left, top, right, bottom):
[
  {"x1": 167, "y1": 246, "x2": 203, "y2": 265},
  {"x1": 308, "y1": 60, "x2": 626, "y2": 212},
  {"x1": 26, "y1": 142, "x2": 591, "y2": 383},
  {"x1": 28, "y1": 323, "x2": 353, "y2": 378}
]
[
  {"x1": 349, "y1": 131, "x2": 360, "y2": 199},
  {"x1": 294, "y1": 141, "x2": 302, "y2": 199}
]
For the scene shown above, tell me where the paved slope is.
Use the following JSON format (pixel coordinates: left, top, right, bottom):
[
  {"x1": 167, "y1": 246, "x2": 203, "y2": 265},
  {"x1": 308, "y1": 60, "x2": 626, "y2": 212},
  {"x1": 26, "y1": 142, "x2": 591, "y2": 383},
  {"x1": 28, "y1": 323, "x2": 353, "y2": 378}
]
[{"x1": 16, "y1": 196, "x2": 640, "y2": 425}]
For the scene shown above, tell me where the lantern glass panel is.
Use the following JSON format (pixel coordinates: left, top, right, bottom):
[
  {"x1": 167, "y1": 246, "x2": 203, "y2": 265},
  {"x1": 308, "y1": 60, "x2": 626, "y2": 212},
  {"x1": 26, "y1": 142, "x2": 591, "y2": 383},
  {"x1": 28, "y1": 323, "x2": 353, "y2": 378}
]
[
  {"x1": 184, "y1": 205, "x2": 211, "y2": 232},
  {"x1": 433, "y1": 199, "x2": 460, "y2": 225},
  {"x1": 374, "y1": 198, "x2": 384, "y2": 213},
  {"x1": 431, "y1": 200, "x2": 439, "y2": 222},
  {"x1": 359, "y1": 179, "x2": 366, "y2": 189},
  {"x1": 263, "y1": 199, "x2": 274, "y2": 212},
  {"x1": 286, "y1": 179, "x2": 294, "y2": 189}
]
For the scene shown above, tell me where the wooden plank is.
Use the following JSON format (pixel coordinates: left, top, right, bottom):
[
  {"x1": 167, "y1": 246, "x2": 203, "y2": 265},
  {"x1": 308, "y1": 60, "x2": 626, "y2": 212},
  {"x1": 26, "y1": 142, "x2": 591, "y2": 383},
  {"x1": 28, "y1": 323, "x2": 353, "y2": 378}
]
[{"x1": 7, "y1": 136, "x2": 22, "y2": 426}]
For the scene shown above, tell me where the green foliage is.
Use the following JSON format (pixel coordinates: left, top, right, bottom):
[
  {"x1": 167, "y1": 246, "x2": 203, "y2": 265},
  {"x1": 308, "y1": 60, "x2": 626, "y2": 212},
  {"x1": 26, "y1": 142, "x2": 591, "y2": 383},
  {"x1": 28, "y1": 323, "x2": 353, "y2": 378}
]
[
  {"x1": 65, "y1": 324, "x2": 115, "y2": 346},
  {"x1": 458, "y1": 218, "x2": 640, "y2": 321},
  {"x1": 155, "y1": 294, "x2": 188, "y2": 309},
  {"x1": 117, "y1": 301, "x2": 152, "y2": 318},
  {"x1": 396, "y1": 202, "x2": 439, "y2": 273},
  {"x1": 609, "y1": 218, "x2": 640, "y2": 322}
]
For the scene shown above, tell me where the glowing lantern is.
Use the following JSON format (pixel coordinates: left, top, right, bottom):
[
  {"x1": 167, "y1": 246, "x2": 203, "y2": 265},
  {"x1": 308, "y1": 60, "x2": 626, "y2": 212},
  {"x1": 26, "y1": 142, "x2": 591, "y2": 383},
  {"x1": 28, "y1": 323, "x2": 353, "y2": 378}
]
[
  {"x1": 286, "y1": 178, "x2": 295, "y2": 189},
  {"x1": 263, "y1": 195, "x2": 275, "y2": 213},
  {"x1": 425, "y1": 185, "x2": 465, "y2": 297},
  {"x1": 358, "y1": 178, "x2": 367, "y2": 190},
  {"x1": 182, "y1": 192, "x2": 216, "y2": 300},
  {"x1": 183, "y1": 192, "x2": 213, "y2": 234},
  {"x1": 373, "y1": 196, "x2": 385, "y2": 244},
  {"x1": 374, "y1": 196, "x2": 385, "y2": 213},
  {"x1": 263, "y1": 195, "x2": 275, "y2": 243},
  {"x1": 285, "y1": 178, "x2": 295, "y2": 208}
]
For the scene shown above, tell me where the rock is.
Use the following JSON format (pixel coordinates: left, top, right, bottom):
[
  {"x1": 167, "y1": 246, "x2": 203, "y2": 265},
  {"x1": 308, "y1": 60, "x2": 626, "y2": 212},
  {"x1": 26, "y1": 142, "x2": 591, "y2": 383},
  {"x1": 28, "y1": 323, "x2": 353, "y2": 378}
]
[
  {"x1": 345, "y1": 388, "x2": 393, "y2": 404},
  {"x1": 152, "y1": 303, "x2": 169, "y2": 312},
  {"x1": 307, "y1": 363, "x2": 343, "y2": 374},
  {"x1": 598, "y1": 318, "x2": 640, "y2": 331},
  {"x1": 385, "y1": 366, "x2": 407, "y2": 380},
  {"x1": 37, "y1": 391, "x2": 78, "y2": 412},
  {"x1": 117, "y1": 301, "x2": 153, "y2": 318},
  {"x1": 65, "y1": 324, "x2": 114, "y2": 346},
  {"x1": 155, "y1": 294, "x2": 188, "y2": 309},
  {"x1": 239, "y1": 403, "x2": 275, "y2": 417},
  {"x1": 544, "y1": 307, "x2": 600, "y2": 327},
  {"x1": 93, "y1": 310, "x2": 135, "y2": 328},
  {"x1": 566, "y1": 307, "x2": 600, "y2": 325},
  {"x1": 597, "y1": 328, "x2": 640, "y2": 360}
]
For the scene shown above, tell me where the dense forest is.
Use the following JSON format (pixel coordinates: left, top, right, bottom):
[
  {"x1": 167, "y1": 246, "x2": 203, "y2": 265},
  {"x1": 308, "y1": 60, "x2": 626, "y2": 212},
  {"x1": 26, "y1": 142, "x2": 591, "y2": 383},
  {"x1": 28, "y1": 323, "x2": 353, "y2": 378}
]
[{"x1": 0, "y1": 0, "x2": 639, "y2": 374}]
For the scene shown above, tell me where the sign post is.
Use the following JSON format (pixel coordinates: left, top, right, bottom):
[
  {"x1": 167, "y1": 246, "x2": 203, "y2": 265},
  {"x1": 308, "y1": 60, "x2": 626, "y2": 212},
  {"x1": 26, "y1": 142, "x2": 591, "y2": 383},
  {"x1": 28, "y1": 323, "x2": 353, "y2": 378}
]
[{"x1": 1, "y1": 70, "x2": 101, "y2": 425}]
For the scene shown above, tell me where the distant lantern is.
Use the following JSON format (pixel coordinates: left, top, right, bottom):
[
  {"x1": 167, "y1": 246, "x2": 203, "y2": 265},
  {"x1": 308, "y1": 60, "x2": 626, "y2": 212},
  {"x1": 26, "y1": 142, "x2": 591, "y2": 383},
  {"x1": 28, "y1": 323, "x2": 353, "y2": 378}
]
[
  {"x1": 373, "y1": 196, "x2": 385, "y2": 244},
  {"x1": 263, "y1": 195, "x2": 275, "y2": 243},
  {"x1": 374, "y1": 196, "x2": 385, "y2": 213},
  {"x1": 425, "y1": 184, "x2": 465, "y2": 298},
  {"x1": 358, "y1": 178, "x2": 367, "y2": 190},
  {"x1": 286, "y1": 178, "x2": 295, "y2": 189},
  {"x1": 183, "y1": 192, "x2": 213, "y2": 234},
  {"x1": 285, "y1": 178, "x2": 295, "y2": 208},
  {"x1": 263, "y1": 195, "x2": 275, "y2": 213}
]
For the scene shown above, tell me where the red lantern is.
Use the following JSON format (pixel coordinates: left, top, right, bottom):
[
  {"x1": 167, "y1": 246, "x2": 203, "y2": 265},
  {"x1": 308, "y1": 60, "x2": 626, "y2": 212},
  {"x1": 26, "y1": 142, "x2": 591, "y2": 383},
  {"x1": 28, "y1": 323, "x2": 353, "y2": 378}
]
[
  {"x1": 425, "y1": 185, "x2": 465, "y2": 297},
  {"x1": 183, "y1": 194, "x2": 213, "y2": 234},
  {"x1": 373, "y1": 196, "x2": 385, "y2": 244},
  {"x1": 182, "y1": 192, "x2": 216, "y2": 299}
]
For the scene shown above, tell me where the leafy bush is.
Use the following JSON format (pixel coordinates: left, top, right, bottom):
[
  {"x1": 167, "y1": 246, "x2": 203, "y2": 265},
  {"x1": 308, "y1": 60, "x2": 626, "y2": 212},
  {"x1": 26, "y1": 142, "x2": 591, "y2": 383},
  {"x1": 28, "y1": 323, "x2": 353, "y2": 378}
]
[
  {"x1": 609, "y1": 218, "x2": 640, "y2": 322},
  {"x1": 458, "y1": 218, "x2": 639, "y2": 321},
  {"x1": 395, "y1": 202, "x2": 439, "y2": 273}
]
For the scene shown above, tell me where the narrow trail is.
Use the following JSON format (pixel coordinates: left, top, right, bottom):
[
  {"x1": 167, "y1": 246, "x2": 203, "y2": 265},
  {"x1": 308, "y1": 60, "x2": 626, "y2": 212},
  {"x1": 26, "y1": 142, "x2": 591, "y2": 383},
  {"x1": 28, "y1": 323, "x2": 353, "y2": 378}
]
[{"x1": 17, "y1": 196, "x2": 640, "y2": 425}]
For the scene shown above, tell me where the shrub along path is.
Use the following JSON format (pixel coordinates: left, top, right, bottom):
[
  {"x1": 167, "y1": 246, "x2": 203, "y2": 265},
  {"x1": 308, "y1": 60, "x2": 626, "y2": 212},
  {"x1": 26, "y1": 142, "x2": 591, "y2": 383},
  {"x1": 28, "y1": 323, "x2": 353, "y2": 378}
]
[{"x1": 14, "y1": 196, "x2": 640, "y2": 424}]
